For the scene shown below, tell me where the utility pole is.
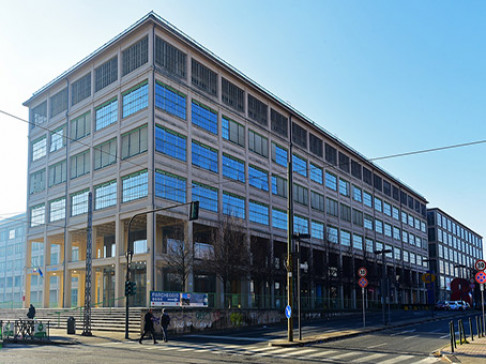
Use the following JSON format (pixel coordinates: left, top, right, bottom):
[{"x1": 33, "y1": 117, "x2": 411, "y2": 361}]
[
  {"x1": 82, "y1": 192, "x2": 93, "y2": 336},
  {"x1": 374, "y1": 248, "x2": 392, "y2": 326},
  {"x1": 287, "y1": 115, "x2": 294, "y2": 342}
]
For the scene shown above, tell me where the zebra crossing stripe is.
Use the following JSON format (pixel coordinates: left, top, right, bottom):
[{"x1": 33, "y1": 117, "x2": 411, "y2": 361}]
[
  {"x1": 303, "y1": 349, "x2": 338, "y2": 358},
  {"x1": 351, "y1": 352, "x2": 387, "y2": 362},
  {"x1": 379, "y1": 355, "x2": 414, "y2": 364},
  {"x1": 330, "y1": 351, "x2": 359, "y2": 360},
  {"x1": 279, "y1": 348, "x2": 317, "y2": 357}
]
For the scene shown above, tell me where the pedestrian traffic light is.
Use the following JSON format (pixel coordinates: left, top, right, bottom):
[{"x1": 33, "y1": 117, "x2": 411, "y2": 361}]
[
  {"x1": 131, "y1": 281, "x2": 137, "y2": 296},
  {"x1": 125, "y1": 280, "x2": 131, "y2": 296},
  {"x1": 189, "y1": 201, "x2": 199, "y2": 221}
]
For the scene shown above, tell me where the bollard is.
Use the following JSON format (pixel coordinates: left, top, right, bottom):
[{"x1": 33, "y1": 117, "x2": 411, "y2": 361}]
[
  {"x1": 476, "y1": 316, "x2": 480, "y2": 338},
  {"x1": 459, "y1": 320, "x2": 464, "y2": 344},
  {"x1": 450, "y1": 321, "x2": 455, "y2": 353},
  {"x1": 469, "y1": 317, "x2": 474, "y2": 342}
]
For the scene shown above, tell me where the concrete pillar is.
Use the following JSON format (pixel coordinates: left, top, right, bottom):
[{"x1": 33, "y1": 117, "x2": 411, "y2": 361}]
[
  {"x1": 115, "y1": 215, "x2": 122, "y2": 307},
  {"x1": 146, "y1": 213, "x2": 155, "y2": 305},
  {"x1": 184, "y1": 221, "x2": 194, "y2": 293}
]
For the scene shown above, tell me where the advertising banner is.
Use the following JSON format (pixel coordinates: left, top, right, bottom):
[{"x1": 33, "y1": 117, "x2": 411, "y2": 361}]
[{"x1": 150, "y1": 291, "x2": 208, "y2": 307}]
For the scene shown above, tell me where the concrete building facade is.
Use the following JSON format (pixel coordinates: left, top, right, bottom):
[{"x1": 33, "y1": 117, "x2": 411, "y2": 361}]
[{"x1": 23, "y1": 12, "x2": 430, "y2": 309}]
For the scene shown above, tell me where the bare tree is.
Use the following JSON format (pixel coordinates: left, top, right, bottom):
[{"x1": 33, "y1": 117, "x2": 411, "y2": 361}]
[
  {"x1": 250, "y1": 238, "x2": 275, "y2": 308},
  {"x1": 163, "y1": 226, "x2": 192, "y2": 292}
]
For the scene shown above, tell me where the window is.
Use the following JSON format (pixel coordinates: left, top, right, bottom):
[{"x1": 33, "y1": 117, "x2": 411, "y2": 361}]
[
  {"x1": 49, "y1": 125, "x2": 66, "y2": 152},
  {"x1": 384, "y1": 223, "x2": 392, "y2": 237},
  {"x1": 339, "y1": 179, "x2": 349, "y2": 196},
  {"x1": 192, "y1": 141, "x2": 218, "y2": 173},
  {"x1": 70, "y1": 150, "x2": 90, "y2": 179},
  {"x1": 222, "y1": 116, "x2": 245, "y2": 147},
  {"x1": 374, "y1": 197, "x2": 382, "y2": 212},
  {"x1": 366, "y1": 238, "x2": 374, "y2": 253},
  {"x1": 122, "y1": 170, "x2": 148, "y2": 203},
  {"x1": 272, "y1": 208, "x2": 287, "y2": 230},
  {"x1": 352, "y1": 209, "x2": 363, "y2": 226},
  {"x1": 155, "y1": 37, "x2": 186, "y2": 79},
  {"x1": 327, "y1": 226, "x2": 338, "y2": 244},
  {"x1": 310, "y1": 163, "x2": 323, "y2": 184},
  {"x1": 70, "y1": 112, "x2": 91, "y2": 141},
  {"x1": 192, "y1": 182, "x2": 218, "y2": 212},
  {"x1": 325, "y1": 172, "x2": 337, "y2": 191},
  {"x1": 326, "y1": 198, "x2": 338, "y2": 217},
  {"x1": 95, "y1": 98, "x2": 118, "y2": 130},
  {"x1": 353, "y1": 234, "x2": 363, "y2": 250},
  {"x1": 248, "y1": 165, "x2": 268, "y2": 191},
  {"x1": 222, "y1": 78, "x2": 244, "y2": 112},
  {"x1": 223, "y1": 192, "x2": 245, "y2": 219},
  {"x1": 271, "y1": 174, "x2": 287, "y2": 198},
  {"x1": 364, "y1": 215, "x2": 373, "y2": 230},
  {"x1": 363, "y1": 191, "x2": 372, "y2": 208},
  {"x1": 155, "y1": 170, "x2": 186, "y2": 203},
  {"x1": 94, "y1": 138, "x2": 117, "y2": 170},
  {"x1": 31, "y1": 101, "x2": 47, "y2": 125},
  {"x1": 155, "y1": 125, "x2": 186, "y2": 161},
  {"x1": 373, "y1": 174, "x2": 382, "y2": 191},
  {"x1": 401, "y1": 211, "x2": 408, "y2": 224},
  {"x1": 121, "y1": 126, "x2": 148, "y2": 159},
  {"x1": 341, "y1": 230, "x2": 351, "y2": 246},
  {"x1": 32, "y1": 136, "x2": 47, "y2": 161},
  {"x1": 272, "y1": 143, "x2": 288, "y2": 167},
  {"x1": 29, "y1": 169, "x2": 45, "y2": 194},
  {"x1": 95, "y1": 56, "x2": 118, "y2": 92},
  {"x1": 309, "y1": 134, "x2": 323, "y2": 157},
  {"x1": 363, "y1": 167, "x2": 372, "y2": 185},
  {"x1": 122, "y1": 36, "x2": 148, "y2": 76},
  {"x1": 50, "y1": 88, "x2": 68, "y2": 118},
  {"x1": 311, "y1": 191, "x2": 324, "y2": 211},
  {"x1": 248, "y1": 94, "x2": 268, "y2": 126},
  {"x1": 402, "y1": 230, "x2": 408, "y2": 243},
  {"x1": 248, "y1": 130, "x2": 268, "y2": 157},
  {"x1": 351, "y1": 160, "x2": 362, "y2": 179},
  {"x1": 393, "y1": 226, "x2": 400, "y2": 240},
  {"x1": 352, "y1": 185, "x2": 362, "y2": 202},
  {"x1": 95, "y1": 180, "x2": 117, "y2": 210},
  {"x1": 384, "y1": 202, "x2": 391, "y2": 216},
  {"x1": 222, "y1": 153, "x2": 245, "y2": 182},
  {"x1": 392, "y1": 206, "x2": 400, "y2": 220},
  {"x1": 325, "y1": 143, "x2": 337, "y2": 166},
  {"x1": 191, "y1": 59, "x2": 217, "y2": 96},
  {"x1": 30, "y1": 204, "x2": 45, "y2": 227},
  {"x1": 249, "y1": 201, "x2": 269, "y2": 225},
  {"x1": 338, "y1": 152, "x2": 350, "y2": 173},
  {"x1": 71, "y1": 73, "x2": 91, "y2": 106},
  {"x1": 48, "y1": 160, "x2": 66, "y2": 186},
  {"x1": 375, "y1": 219, "x2": 383, "y2": 234},
  {"x1": 340, "y1": 204, "x2": 351, "y2": 222},
  {"x1": 293, "y1": 184, "x2": 308, "y2": 205},
  {"x1": 293, "y1": 154, "x2": 307, "y2": 177},
  {"x1": 49, "y1": 198, "x2": 66, "y2": 222},
  {"x1": 155, "y1": 82, "x2": 186, "y2": 119},
  {"x1": 311, "y1": 221, "x2": 324, "y2": 240},
  {"x1": 292, "y1": 123, "x2": 307, "y2": 148},
  {"x1": 383, "y1": 180, "x2": 391, "y2": 196},
  {"x1": 71, "y1": 189, "x2": 89, "y2": 216},
  {"x1": 271, "y1": 109, "x2": 288, "y2": 137},
  {"x1": 294, "y1": 215, "x2": 309, "y2": 235},
  {"x1": 122, "y1": 82, "x2": 148, "y2": 118},
  {"x1": 192, "y1": 100, "x2": 218, "y2": 134}
]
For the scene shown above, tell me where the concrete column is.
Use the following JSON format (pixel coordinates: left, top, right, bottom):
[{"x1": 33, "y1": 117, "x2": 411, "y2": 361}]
[
  {"x1": 115, "y1": 215, "x2": 122, "y2": 307},
  {"x1": 146, "y1": 213, "x2": 155, "y2": 305},
  {"x1": 184, "y1": 221, "x2": 194, "y2": 293}
]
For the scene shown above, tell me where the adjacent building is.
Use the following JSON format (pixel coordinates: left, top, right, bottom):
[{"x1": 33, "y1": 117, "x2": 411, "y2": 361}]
[
  {"x1": 0, "y1": 213, "x2": 26, "y2": 308},
  {"x1": 427, "y1": 208, "x2": 483, "y2": 303},
  {"x1": 23, "y1": 12, "x2": 431, "y2": 309}
]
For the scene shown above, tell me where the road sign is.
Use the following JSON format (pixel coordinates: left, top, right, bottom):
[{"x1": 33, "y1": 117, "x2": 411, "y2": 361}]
[
  {"x1": 475, "y1": 259, "x2": 486, "y2": 272},
  {"x1": 358, "y1": 277, "x2": 368, "y2": 288},
  {"x1": 285, "y1": 305, "x2": 292, "y2": 319},
  {"x1": 422, "y1": 273, "x2": 436, "y2": 284},
  {"x1": 475, "y1": 271, "x2": 486, "y2": 285},
  {"x1": 358, "y1": 267, "x2": 368, "y2": 278}
]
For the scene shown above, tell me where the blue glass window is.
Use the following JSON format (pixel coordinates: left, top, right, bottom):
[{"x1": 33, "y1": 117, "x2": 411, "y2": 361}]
[
  {"x1": 341, "y1": 230, "x2": 351, "y2": 246},
  {"x1": 192, "y1": 141, "x2": 218, "y2": 173},
  {"x1": 192, "y1": 182, "x2": 218, "y2": 212},
  {"x1": 272, "y1": 208, "x2": 287, "y2": 230},
  {"x1": 222, "y1": 116, "x2": 245, "y2": 147},
  {"x1": 249, "y1": 201, "x2": 269, "y2": 225},
  {"x1": 248, "y1": 165, "x2": 269, "y2": 191},
  {"x1": 122, "y1": 170, "x2": 148, "y2": 203},
  {"x1": 95, "y1": 98, "x2": 118, "y2": 130},
  {"x1": 94, "y1": 180, "x2": 117, "y2": 210},
  {"x1": 223, "y1": 153, "x2": 245, "y2": 182},
  {"x1": 155, "y1": 170, "x2": 186, "y2": 203},
  {"x1": 272, "y1": 143, "x2": 287, "y2": 167},
  {"x1": 294, "y1": 215, "x2": 309, "y2": 235},
  {"x1": 353, "y1": 185, "x2": 362, "y2": 202},
  {"x1": 292, "y1": 154, "x2": 307, "y2": 177},
  {"x1": 339, "y1": 179, "x2": 349, "y2": 196},
  {"x1": 122, "y1": 82, "x2": 148, "y2": 118},
  {"x1": 192, "y1": 101, "x2": 218, "y2": 134},
  {"x1": 223, "y1": 192, "x2": 245, "y2": 219},
  {"x1": 155, "y1": 82, "x2": 186, "y2": 119},
  {"x1": 155, "y1": 125, "x2": 186, "y2": 161},
  {"x1": 363, "y1": 191, "x2": 373, "y2": 207},
  {"x1": 325, "y1": 172, "x2": 337, "y2": 191},
  {"x1": 311, "y1": 221, "x2": 324, "y2": 240},
  {"x1": 310, "y1": 163, "x2": 323, "y2": 184},
  {"x1": 271, "y1": 174, "x2": 287, "y2": 197}
]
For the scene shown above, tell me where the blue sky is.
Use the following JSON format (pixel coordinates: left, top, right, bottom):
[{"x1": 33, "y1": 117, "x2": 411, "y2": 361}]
[{"x1": 1, "y1": 1, "x2": 485, "y2": 248}]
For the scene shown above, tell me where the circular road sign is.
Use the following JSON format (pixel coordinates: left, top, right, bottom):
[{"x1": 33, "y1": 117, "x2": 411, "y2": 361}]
[
  {"x1": 475, "y1": 271, "x2": 486, "y2": 285},
  {"x1": 475, "y1": 259, "x2": 486, "y2": 272},
  {"x1": 358, "y1": 277, "x2": 369, "y2": 288},
  {"x1": 285, "y1": 305, "x2": 292, "y2": 319},
  {"x1": 358, "y1": 267, "x2": 368, "y2": 278}
]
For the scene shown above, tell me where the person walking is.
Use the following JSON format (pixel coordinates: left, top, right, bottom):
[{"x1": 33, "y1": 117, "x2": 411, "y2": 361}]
[
  {"x1": 161, "y1": 308, "x2": 170, "y2": 342},
  {"x1": 139, "y1": 308, "x2": 157, "y2": 344},
  {"x1": 27, "y1": 304, "x2": 36, "y2": 319}
]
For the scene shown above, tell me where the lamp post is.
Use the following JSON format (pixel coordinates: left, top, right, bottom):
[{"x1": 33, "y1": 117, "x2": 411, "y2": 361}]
[
  {"x1": 124, "y1": 247, "x2": 133, "y2": 339},
  {"x1": 424, "y1": 258, "x2": 436, "y2": 317},
  {"x1": 293, "y1": 233, "x2": 310, "y2": 341},
  {"x1": 374, "y1": 248, "x2": 392, "y2": 326}
]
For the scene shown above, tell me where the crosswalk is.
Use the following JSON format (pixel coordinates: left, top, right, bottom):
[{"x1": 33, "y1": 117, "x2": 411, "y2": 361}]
[{"x1": 95, "y1": 341, "x2": 441, "y2": 363}]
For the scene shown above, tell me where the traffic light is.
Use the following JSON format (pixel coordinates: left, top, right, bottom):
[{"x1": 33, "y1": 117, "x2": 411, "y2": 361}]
[
  {"x1": 131, "y1": 281, "x2": 137, "y2": 296},
  {"x1": 125, "y1": 280, "x2": 131, "y2": 296},
  {"x1": 189, "y1": 201, "x2": 199, "y2": 221}
]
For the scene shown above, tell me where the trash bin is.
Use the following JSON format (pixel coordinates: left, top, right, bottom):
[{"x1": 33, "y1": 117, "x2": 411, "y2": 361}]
[{"x1": 67, "y1": 316, "x2": 76, "y2": 335}]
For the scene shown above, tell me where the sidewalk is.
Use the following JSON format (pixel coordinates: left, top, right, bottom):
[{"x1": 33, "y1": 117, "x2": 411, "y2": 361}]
[{"x1": 441, "y1": 336, "x2": 486, "y2": 364}]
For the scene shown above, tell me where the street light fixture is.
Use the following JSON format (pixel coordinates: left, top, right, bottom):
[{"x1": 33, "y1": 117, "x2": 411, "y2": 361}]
[
  {"x1": 293, "y1": 233, "x2": 310, "y2": 341},
  {"x1": 374, "y1": 248, "x2": 392, "y2": 326}
]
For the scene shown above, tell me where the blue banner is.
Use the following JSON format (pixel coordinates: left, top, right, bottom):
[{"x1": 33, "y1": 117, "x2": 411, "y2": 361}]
[{"x1": 150, "y1": 291, "x2": 209, "y2": 307}]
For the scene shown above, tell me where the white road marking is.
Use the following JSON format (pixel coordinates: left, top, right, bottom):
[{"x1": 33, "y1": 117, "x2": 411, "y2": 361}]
[
  {"x1": 368, "y1": 343, "x2": 387, "y2": 348},
  {"x1": 378, "y1": 354, "x2": 414, "y2": 364},
  {"x1": 351, "y1": 352, "x2": 387, "y2": 362},
  {"x1": 330, "y1": 351, "x2": 359, "y2": 360},
  {"x1": 303, "y1": 349, "x2": 338, "y2": 358},
  {"x1": 185, "y1": 334, "x2": 263, "y2": 342}
]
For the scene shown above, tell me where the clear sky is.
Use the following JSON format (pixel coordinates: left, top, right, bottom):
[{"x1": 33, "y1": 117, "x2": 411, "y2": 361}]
[{"x1": 1, "y1": 1, "x2": 485, "y2": 249}]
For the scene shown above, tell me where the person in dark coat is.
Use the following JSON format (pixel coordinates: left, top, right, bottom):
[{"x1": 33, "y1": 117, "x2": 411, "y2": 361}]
[
  {"x1": 139, "y1": 308, "x2": 157, "y2": 344},
  {"x1": 27, "y1": 304, "x2": 36, "y2": 319},
  {"x1": 161, "y1": 308, "x2": 170, "y2": 342}
]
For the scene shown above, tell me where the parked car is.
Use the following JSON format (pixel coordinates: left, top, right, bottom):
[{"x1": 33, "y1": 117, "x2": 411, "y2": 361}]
[
  {"x1": 455, "y1": 301, "x2": 470, "y2": 311},
  {"x1": 434, "y1": 301, "x2": 447, "y2": 310},
  {"x1": 444, "y1": 301, "x2": 459, "y2": 310}
]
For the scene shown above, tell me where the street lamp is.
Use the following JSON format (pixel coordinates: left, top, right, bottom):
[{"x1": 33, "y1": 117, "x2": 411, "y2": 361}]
[
  {"x1": 293, "y1": 233, "x2": 310, "y2": 341},
  {"x1": 374, "y1": 248, "x2": 392, "y2": 326}
]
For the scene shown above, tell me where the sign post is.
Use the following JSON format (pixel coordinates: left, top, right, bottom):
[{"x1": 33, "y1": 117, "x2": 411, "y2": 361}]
[{"x1": 358, "y1": 269, "x2": 368, "y2": 329}]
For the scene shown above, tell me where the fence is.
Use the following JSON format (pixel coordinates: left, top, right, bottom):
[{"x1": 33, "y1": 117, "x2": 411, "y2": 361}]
[
  {"x1": 449, "y1": 315, "x2": 485, "y2": 353},
  {"x1": 0, "y1": 319, "x2": 50, "y2": 341}
]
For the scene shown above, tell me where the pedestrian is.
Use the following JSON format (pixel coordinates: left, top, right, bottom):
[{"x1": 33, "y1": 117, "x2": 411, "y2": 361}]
[
  {"x1": 27, "y1": 304, "x2": 36, "y2": 319},
  {"x1": 161, "y1": 308, "x2": 170, "y2": 342},
  {"x1": 139, "y1": 308, "x2": 157, "y2": 344}
]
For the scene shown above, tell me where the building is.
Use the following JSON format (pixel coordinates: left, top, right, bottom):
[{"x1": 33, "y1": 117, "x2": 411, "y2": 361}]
[
  {"x1": 23, "y1": 12, "x2": 430, "y2": 309},
  {"x1": 0, "y1": 213, "x2": 26, "y2": 308},
  {"x1": 426, "y1": 208, "x2": 483, "y2": 304}
]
